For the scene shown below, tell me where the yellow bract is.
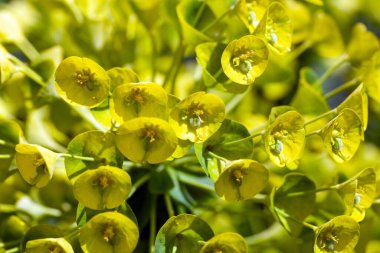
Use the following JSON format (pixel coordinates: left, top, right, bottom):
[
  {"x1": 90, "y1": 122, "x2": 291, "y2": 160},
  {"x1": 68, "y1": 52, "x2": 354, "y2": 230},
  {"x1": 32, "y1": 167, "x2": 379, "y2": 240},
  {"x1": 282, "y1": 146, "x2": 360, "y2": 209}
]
[
  {"x1": 15, "y1": 143, "x2": 58, "y2": 188},
  {"x1": 264, "y1": 111, "x2": 305, "y2": 168},
  {"x1": 221, "y1": 35, "x2": 269, "y2": 85},
  {"x1": 363, "y1": 52, "x2": 380, "y2": 104},
  {"x1": 235, "y1": 0, "x2": 269, "y2": 33},
  {"x1": 73, "y1": 166, "x2": 131, "y2": 210},
  {"x1": 55, "y1": 56, "x2": 110, "y2": 108},
  {"x1": 110, "y1": 82, "x2": 168, "y2": 123},
  {"x1": 116, "y1": 117, "x2": 177, "y2": 164},
  {"x1": 79, "y1": 212, "x2": 139, "y2": 253},
  {"x1": 169, "y1": 92, "x2": 225, "y2": 143},
  {"x1": 200, "y1": 232, "x2": 248, "y2": 253},
  {"x1": 314, "y1": 216, "x2": 360, "y2": 253},
  {"x1": 215, "y1": 159, "x2": 268, "y2": 202},
  {"x1": 322, "y1": 109, "x2": 362, "y2": 163},
  {"x1": 26, "y1": 238, "x2": 74, "y2": 253},
  {"x1": 107, "y1": 67, "x2": 139, "y2": 92},
  {"x1": 254, "y1": 2, "x2": 292, "y2": 54},
  {"x1": 286, "y1": 0, "x2": 311, "y2": 44}
]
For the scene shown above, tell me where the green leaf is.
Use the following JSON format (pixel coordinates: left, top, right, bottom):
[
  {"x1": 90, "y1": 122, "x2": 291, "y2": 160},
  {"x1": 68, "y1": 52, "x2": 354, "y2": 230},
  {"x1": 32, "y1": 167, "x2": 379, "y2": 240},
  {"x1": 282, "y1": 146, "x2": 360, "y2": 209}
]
[
  {"x1": 200, "y1": 232, "x2": 248, "y2": 253},
  {"x1": 314, "y1": 215, "x2": 360, "y2": 253},
  {"x1": 215, "y1": 159, "x2": 268, "y2": 202},
  {"x1": 149, "y1": 167, "x2": 175, "y2": 194},
  {"x1": 65, "y1": 131, "x2": 123, "y2": 181},
  {"x1": 22, "y1": 224, "x2": 63, "y2": 252},
  {"x1": 155, "y1": 214, "x2": 214, "y2": 253},
  {"x1": 271, "y1": 173, "x2": 316, "y2": 237}
]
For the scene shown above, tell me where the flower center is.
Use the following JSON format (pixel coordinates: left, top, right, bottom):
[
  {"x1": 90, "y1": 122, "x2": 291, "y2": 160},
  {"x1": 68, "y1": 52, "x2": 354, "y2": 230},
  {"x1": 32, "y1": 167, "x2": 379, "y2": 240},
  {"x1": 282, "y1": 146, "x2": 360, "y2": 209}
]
[
  {"x1": 232, "y1": 168, "x2": 246, "y2": 185},
  {"x1": 74, "y1": 68, "x2": 97, "y2": 91},
  {"x1": 48, "y1": 245, "x2": 63, "y2": 253},
  {"x1": 103, "y1": 223, "x2": 117, "y2": 245}
]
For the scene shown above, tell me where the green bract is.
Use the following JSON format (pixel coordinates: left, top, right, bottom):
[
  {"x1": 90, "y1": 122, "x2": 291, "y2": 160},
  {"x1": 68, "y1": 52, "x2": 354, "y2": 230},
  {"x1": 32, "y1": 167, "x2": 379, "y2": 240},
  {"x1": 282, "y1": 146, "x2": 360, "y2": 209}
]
[
  {"x1": 235, "y1": 0, "x2": 268, "y2": 33},
  {"x1": 79, "y1": 212, "x2": 139, "y2": 253},
  {"x1": 0, "y1": 44, "x2": 15, "y2": 84},
  {"x1": 15, "y1": 143, "x2": 58, "y2": 188},
  {"x1": 110, "y1": 82, "x2": 168, "y2": 123},
  {"x1": 215, "y1": 159, "x2": 268, "y2": 202},
  {"x1": 363, "y1": 52, "x2": 380, "y2": 103},
  {"x1": 155, "y1": 214, "x2": 214, "y2": 253},
  {"x1": 200, "y1": 232, "x2": 248, "y2": 253},
  {"x1": 116, "y1": 117, "x2": 177, "y2": 164},
  {"x1": 55, "y1": 56, "x2": 110, "y2": 108},
  {"x1": 73, "y1": 165, "x2": 131, "y2": 210},
  {"x1": 26, "y1": 238, "x2": 74, "y2": 253},
  {"x1": 314, "y1": 216, "x2": 360, "y2": 253},
  {"x1": 221, "y1": 35, "x2": 269, "y2": 85},
  {"x1": 254, "y1": 2, "x2": 292, "y2": 54},
  {"x1": 264, "y1": 110, "x2": 305, "y2": 168},
  {"x1": 322, "y1": 108, "x2": 362, "y2": 163},
  {"x1": 169, "y1": 92, "x2": 225, "y2": 143},
  {"x1": 107, "y1": 67, "x2": 139, "y2": 91}
]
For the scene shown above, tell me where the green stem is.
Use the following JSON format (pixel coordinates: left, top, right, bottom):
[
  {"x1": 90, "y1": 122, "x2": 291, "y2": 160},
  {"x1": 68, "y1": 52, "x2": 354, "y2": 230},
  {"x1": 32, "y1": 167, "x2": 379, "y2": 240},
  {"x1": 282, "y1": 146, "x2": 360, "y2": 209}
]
[
  {"x1": 208, "y1": 151, "x2": 230, "y2": 163},
  {"x1": 226, "y1": 85, "x2": 252, "y2": 114},
  {"x1": 15, "y1": 38, "x2": 40, "y2": 62},
  {"x1": 149, "y1": 195, "x2": 157, "y2": 253},
  {"x1": 305, "y1": 130, "x2": 321, "y2": 137},
  {"x1": 0, "y1": 154, "x2": 12, "y2": 159},
  {"x1": 162, "y1": 41, "x2": 186, "y2": 92},
  {"x1": 129, "y1": 174, "x2": 151, "y2": 197},
  {"x1": 249, "y1": 122, "x2": 267, "y2": 134},
  {"x1": 177, "y1": 175, "x2": 214, "y2": 192},
  {"x1": 0, "y1": 139, "x2": 16, "y2": 148},
  {"x1": 201, "y1": 8, "x2": 233, "y2": 33},
  {"x1": 192, "y1": 1, "x2": 206, "y2": 27},
  {"x1": 0, "y1": 240, "x2": 20, "y2": 249},
  {"x1": 274, "y1": 207, "x2": 317, "y2": 231},
  {"x1": 282, "y1": 186, "x2": 337, "y2": 198},
  {"x1": 286, "y1": 40, "x2": 313, "y2": 62},
  {"x1": 170, "y1": 155, "x2": 197, "y2": 166},
  {"x1": 324, "y1": 79, "x2": 359, "y2": 100},
  {"x1": 315, "y1": 54, "x2": 348, "y2": 88},
  {"x1": 64, "y1": 227, "x2": 82, "y2": 240},
  {"x1": 59, "y1": 153, "x2": 96, "y2": 162},
  {"x1": 223, "y1": 131, "x2": 263, "y2": 146},
  {"x1": 5, "y1": 247, "x2": 19, "y2": 253},
  {"x1": 169, "y1": 43, "x2": 187, "y2": 94},
  {"x1": 0, "y1": 204, "x2": 18, "y2": 213},
  {"x1": 8, "y1": 54, "x2": 45, "y2": 86},
  {"x1": 164, "y1": 194, "x2": 175, "y2": 217},
  {"x1": 304, "y1": 108, "x2": 337, "y2": 126}
]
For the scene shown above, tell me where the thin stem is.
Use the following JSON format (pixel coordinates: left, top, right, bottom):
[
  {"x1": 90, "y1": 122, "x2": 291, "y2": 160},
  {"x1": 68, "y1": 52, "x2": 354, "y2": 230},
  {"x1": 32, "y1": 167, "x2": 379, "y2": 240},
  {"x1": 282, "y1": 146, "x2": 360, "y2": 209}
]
[
  {"x1": 201, "y1": 8, "x2": 233, "y2": 33},
  {"x1": 226, "y1": 85, "x2": 252, "y2": 114},
  {"x1": 0, "y1": 204, "x2": 17, "y2": 213},
  {"x1": 0, "y1": 139, "x2": 16, "y2": 148},
  {"x1": 0, "y1": 154, "x2": 12, "y2": 159},
  {"x1": 304, "y1": 108, "x2": 337, "y2": 126},
  {"x1": 170, "y1": 155, "x2": 197, "y2": 166},
  {"x1": 315, "y1": 54, "x2": 348, "y2": 88},
  {"x1": 59, "y1": 153, "x2": 96, "y2": 162},
  {"x1": 0, "y1": 240, "x2": 20, "y2": 249},
  {"x1": 64, "y1": 227, "x2": 81, "y2": 240},
  {"x1": 15, "y1": 38, "x2": 40, "y2": 62},
  {"x1": 149, "y1": 195, "x2": 157, "y2": 253},
  {"x1": 286, "y1": 40, "x2": 313, "y2": 62},
  {"x1": 162, "y1": 41, "x2": 186, "y2": 92},
  {"x1": 129, "y1": 174, "x2": 151, "y2": 197},
  {"x1": 208, "y1": 151, "x2": 230, "y2": 163},
  {"x1": 305, "y1": 130, "x2": 321, "y2": 137},
  {"x1": 274, "y1": 207, "x2": 317, "y2": 231},
  {"x1": 249, "y1": 122, "x2": 267, "y2": 134},
  {"x1": 5, "y1": 247, "x2": 19, "y2": 253},
  {"x1": 164, "y1": 194, "x2": 175, "y2": 217},
  {"x1": 324, "y1": 79, "x2": 359, "y2": 100},
  {"x1": 282, "y1": 186, "x2": 337, "y2": 198},
  {"x1": 192, "y1": 1, "x2": 206, "y2": 27},
  {"x1": 169, "y1": 43, "x2": 187, "y2": 94},
  {"x1": 149, "y1": 31, "x2": 157, "y2": 81},
  {"x1": 177, "y1": 174, "x2": 214, "y2": 192},
  {"x1": 8, "y1": 54, "x2": 45, "y2": 86},
  {"x1": 223, "y1": 131, "x2": 264, "y2": 146}
]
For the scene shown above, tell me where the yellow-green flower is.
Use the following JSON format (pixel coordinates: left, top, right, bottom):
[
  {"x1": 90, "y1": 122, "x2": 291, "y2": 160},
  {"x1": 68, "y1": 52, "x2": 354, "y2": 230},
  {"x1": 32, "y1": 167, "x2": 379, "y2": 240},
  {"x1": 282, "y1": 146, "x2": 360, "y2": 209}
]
[
  {"x1": 79, "y1": 212, "x2": 139, "y2": 253},
  {"x1": 221, "y1": 35, "x2": 269, "y2": 85},
  {"x1": 215, "y1": 159, "x2": 268, "y2": 202},
  {"x1": 322, "y1": 108, "x2": 362, "y2": 163},
  {"x1": 110, "y1": 82, "x2": 168, "y2": 123},
  {"x1": 26, "y1": 238, "x2": 74, "y2": 253},
  {"x1": 15, "y1": 143, "x2": 58, "y2": 188},
  {"x1": 107, "y1": 67, "x2": 139, "y2": 91},
  {"x1": 55, "y1": 56, "x2": 110, "y2": 108},
  {"x1": 200, "y1": 232, "x2": 248, "y2": 253},
  {"x1": 264, "y1": 110, "x2": 305, "y2": 168},
  {"x1": 314, "y1": 216, "x2": 360, "y2": 253},
  {"x1": 116, "y1": 117, "x2": 177, "y2": 164},
  {"x1": 169, "y1": 92, "x2": 225, "y2": 143},
  {"x1": 73, "y1": 166, "x2": 131, "y2": 210}
]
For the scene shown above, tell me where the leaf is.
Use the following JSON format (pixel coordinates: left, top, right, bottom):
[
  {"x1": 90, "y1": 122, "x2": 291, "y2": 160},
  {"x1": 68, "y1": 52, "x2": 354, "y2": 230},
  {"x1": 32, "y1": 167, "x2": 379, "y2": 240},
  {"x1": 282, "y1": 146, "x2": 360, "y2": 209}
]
[
  {"x1": 314, "y1": 216, "x2": 360, "y2": 253},
  {"x1": 149, "y1": 167, "x2": 175, "y2": 194},
  {"x1": 215, "y1": 159, "x2": 268, "y2": 202},
  {"x1": 65, "y1": 131, "x2": 123, "y2": 181},
  {"x1": 155, "y1": 214, "x2": 214, "y2": 253},
  {"x1": 26, "y1": 238, "x2": 74, "y2": 253},
  {"x1": 221, "y1": 35, "x2": 269, "y2": 85},
  {"x1": 200, "y1": 232, "x2": 248, "y2": 253},
  {"x1": 271, "y1": 173, "x2": 316, "y2": 237}
]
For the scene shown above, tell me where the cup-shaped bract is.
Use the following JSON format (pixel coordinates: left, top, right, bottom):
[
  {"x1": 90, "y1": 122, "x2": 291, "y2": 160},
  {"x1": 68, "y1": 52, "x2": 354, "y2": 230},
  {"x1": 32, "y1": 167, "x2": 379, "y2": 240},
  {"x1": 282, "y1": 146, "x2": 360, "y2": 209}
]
[
  {"x1": 55, "y1": 56, "x2": 110, "y2": 108},
  {"x1": 15, "y1": 144, "x2": 58, "y2": 188},
  {"x1": 26, "y1": 238, "x2": 74, "y2": 253},
  {"x1": 200, "y1": 232, "x2": 248, "y2": 253},
  {"x1": 314, "y1": 215, "x2": 360, "y2": 253},
  {"x1": 254, "y1": 2, "x2": 292, "y2": 54},
  {"x1": 107, "y1": 67, "x2": 139, "y2": 91},
  {"x1": 215, "y1": 159, "x2": 268, "y2": 202},
  {"x1": 322, "y1": 108, "x2": 362, "y2": 163},
  {"x1": 264, "y1": 110, "x2": 305, "y2": 168},
  {"x1": 73, "y1": 165, "x2": 131, "y2": 210},
  {"x1": 347, "y1": 23, "x2": 379, "y2": 67},
  {"x1": 169, "y1": 92, "x2": 225, "y2": 143},
  {"x1": 221, "y1": 35, "x2": 269, "y2": 85},
  {"x1": 79, "y1": 212, "x2": 139, "y2": 253},
  {"x1": 235, "y1": 0, "x2": 269, "y2": 33},
  {"x1": 363, "y1": 52, "x2": 380, "y2": 104},
  {"x1": 110, "y1": 82, "x2": 168, "y2": 123},
  {"x1": 116, "y1": 117, "x2": 177, "y2": 164}
]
